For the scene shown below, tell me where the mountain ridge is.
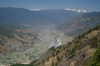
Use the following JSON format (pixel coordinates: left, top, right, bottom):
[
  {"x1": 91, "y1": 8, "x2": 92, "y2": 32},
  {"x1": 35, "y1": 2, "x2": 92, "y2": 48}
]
[
  {"x1": 58, "y1": 12, "x2": 100, "y2": 37},
  {"x1": 0, "y1": 7, "x2": 83, "y2": 26},
  {"x1": 0, "y1": 7, "x2": 58, "y2": 26},
  {"x1": 36, "y1": 9, "x2": 84, "y2": 25},
  {"x1": 31, "y1": 8, "x2": 88, "y2": 13}
]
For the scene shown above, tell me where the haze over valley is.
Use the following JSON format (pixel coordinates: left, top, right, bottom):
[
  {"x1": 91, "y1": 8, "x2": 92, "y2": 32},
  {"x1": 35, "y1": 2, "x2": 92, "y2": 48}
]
[
  {"x1": 0, "y1": 7, "x2": 84, "y2": 64},
  {"x1": 0, "y1": 0, "x2": 100, "y2": 66}
]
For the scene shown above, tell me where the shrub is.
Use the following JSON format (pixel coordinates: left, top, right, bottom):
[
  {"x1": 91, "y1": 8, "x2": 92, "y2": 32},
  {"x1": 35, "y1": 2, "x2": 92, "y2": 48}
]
[
  {"x1": 86, "y1": 29, "x2": 92, "y2": 34},
  {"x1": 42, "y1": 59, "x2": 45, "y2": 65},
  {"x1": 78, "y1": 35, "x2": 82, "y2": 39},
  {"x1": 90, "y1": 37, "x2": 98, "y2": 47},
  {"x1": 78, "y1": 42, "x2": 83, "y2": 50},
  {"x1": 51, "y1": 62, "x2": 54, "y2": 66},
  {"x1": 75, "y1": 40, "x2": 79, "y2": 44},
  {"x1": 68, "y1": 42, "x2": 72, "y2": 47},
  {"x1": 93, "y1": 25, "x2": 100, "y2": 30},
  {"x1": 87, "y1": 46, "x2": 100, "y2": 66},
  {"x1": 55, "y1": 62, "x2": 58, "y2": 66},
  {"x1": 65, "y1": 53, "x2": 67, "y2": 58},
  {"x1": 70, "y1": 46, "x2": 77, "y2": 55},
  {"x1": 49, "y1": 46, "x2": 56, "y2": 51},
  {"x1": 57, "y1": 56, "x2": 60, "y2": 62},
  {"x1": 56, "y1": 50, "x2": 60, "y2": 55},
  {"x1": 52, "y1": 53, "x2": 55, "y2": 57},
  {"x1": 46, "y1": 57, "x2": 49, "y2": 61},
  {"x1": 57, "y1": 45, "x2": 63, "y2": 49},
  {"x1": 81, "y1": 33, "x2": 86, "y2": 38},
  {"x1": 67, "y1": 49, "x2": 69, "y2": 52},
  {"x1": 63, "y1": 46, "x2": 68, "y2": 50}
]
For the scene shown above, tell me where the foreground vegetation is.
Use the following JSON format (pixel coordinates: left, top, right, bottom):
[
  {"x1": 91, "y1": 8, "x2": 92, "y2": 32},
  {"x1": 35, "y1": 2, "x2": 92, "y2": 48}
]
[{"x1": 87, "y1": 46, "x2": 100, "y2": 66}]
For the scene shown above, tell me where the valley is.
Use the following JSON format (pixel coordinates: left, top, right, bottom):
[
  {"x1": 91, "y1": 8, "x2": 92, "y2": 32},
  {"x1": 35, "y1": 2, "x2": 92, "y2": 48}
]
[
  {"x1": 0, "y1": 7, "x2": 100, "y2": 66},
  {"x1": 0, "y1": 24, "x2": 69, "y2": 65}
]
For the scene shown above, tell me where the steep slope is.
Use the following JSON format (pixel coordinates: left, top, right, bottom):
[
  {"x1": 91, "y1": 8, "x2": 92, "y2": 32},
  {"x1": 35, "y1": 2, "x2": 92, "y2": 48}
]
[
  {"x1": 58, "y1": 12, "x2": 100, "y2": 37},
  {"x1": 29, "y1": 24, "x2": 100, "y2": 66},
  {"x1": 36, "y1": 9, "x2": 83, "y2": 25}
]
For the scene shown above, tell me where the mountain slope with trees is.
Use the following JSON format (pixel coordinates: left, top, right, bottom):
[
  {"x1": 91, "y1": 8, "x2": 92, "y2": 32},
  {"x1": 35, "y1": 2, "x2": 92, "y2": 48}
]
[{"x1": 58, "y1": 12, "x2": 100, "y2": 37}]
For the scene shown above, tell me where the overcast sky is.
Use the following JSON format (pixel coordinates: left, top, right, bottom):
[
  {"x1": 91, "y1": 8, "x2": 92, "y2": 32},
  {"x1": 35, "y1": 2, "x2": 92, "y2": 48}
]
[{"x1": 0, "y1": 0, "x2": 100, "y2": 12}]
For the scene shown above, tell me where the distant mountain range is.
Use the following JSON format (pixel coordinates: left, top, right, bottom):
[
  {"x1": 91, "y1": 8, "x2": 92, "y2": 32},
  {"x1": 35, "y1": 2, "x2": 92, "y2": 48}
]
[
  {"x1": 64, "y1": 8, "x2": 88, "y2": 13},
  {"x1": 0, "y1": 7, "x2": 84, "y2": 26},
  {"x1": 58, "y1": 12, "x2": 100, "y2": 37},
  {"x1": 31, "y1": 8, "x2": 88, "y2": 13},
  {"x1": 36, "y1": 9, "x2": 84, "y2": 25},
  {"x1": 0, "y1": 7, "x2": 58, "y2": 26}
]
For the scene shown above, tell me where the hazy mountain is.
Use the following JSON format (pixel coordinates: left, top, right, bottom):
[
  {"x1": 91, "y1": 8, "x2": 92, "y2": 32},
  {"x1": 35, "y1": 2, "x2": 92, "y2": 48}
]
[
  {"x1": 36, "y1": 9, "x2": 84, "y2": 25},
  {"x1": 31, "y1": 8, "x2": 88, "y2": 13},
  {"x1": 0, "y1": 7, "x2": 59, "y2": 26},
  {"x1": 58, "y1": 12, "x2": 100, "y2": 37},
  {"x1": 0, "y1": 7, "x2": 84, "y2": 26}
]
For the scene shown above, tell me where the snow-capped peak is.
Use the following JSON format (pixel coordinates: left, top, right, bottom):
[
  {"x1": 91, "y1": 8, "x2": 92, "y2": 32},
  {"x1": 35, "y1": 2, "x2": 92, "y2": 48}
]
[
  {"x1": 65, "y1": 8, "x2": 88, "y2": 13},
  {"x1": 30, "y1": 9, "x2": 41, "y2": 11},
  {"x1": 30, "y1": 8, "x2": 88, "y2": 13}
]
